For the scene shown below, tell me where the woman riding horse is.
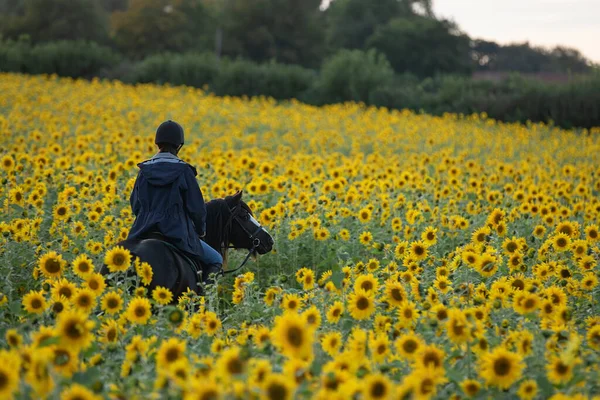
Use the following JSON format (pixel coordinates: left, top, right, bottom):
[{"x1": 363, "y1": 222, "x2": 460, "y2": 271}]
[{"x1": 101, "y1": 121, "x2": 274, "y2": 298}]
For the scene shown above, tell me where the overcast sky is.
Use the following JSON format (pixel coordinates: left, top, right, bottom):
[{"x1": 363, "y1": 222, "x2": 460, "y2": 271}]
[{"x1": 433, "y1": 0, "x2": 600, "y2": 62}]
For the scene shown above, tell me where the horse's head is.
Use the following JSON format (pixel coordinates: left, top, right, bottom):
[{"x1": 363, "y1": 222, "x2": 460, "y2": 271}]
[{"x1": 225, "y1": 191, "x2": 274, "y2": 255}]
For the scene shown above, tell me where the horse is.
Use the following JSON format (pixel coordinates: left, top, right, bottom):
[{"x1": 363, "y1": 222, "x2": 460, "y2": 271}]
[{"x1": 100, "y1": 191, "x2": 274, "y2": 299}]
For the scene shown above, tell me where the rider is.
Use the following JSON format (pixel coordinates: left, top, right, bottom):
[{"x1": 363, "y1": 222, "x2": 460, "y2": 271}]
[{"x1": 127, "y1": 120, "x2": 223, "y2": 283}]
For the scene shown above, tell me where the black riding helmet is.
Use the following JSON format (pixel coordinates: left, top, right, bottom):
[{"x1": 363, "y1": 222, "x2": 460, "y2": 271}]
[{"x1": 155, "y1": 120, "x2": 184, "y2": 147}]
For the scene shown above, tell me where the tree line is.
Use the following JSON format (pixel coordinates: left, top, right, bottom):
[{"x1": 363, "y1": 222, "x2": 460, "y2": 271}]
[{"x1": 0, "y1": 0, "x2": 594, "y2": 77}]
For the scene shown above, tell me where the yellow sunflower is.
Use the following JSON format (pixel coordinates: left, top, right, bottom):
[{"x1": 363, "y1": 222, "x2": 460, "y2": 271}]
[
  {"x1": 22, "y1": 290, "x2": 47, "y2": 314},
  {"x1": 271, "y1": 312, "x2": 314, "y2": 360},
  {"x1": 104, "y1": 246, "x2": 132, "y2": 273},
  {"x1": 55, "y1": 310, "x2": 95, "y2": 350},
  {"x1": 125, "y1": 297, "x2": 152, "y2": 325},
  {"x1": 347, "y1": 289, "x2": 375, "y2": 321},
  {"x1": 72, "y1": 254, "x2": 95, "y2": 278},
  {"x1": 152, "y1": 286, "x2": 174, "y2": 305},
  {"x1": 38, "y1": 251, "x2": 67, "y2": 279},
  {"x1": 479, "y1": 347, "x2": 524, "y2": 389}
]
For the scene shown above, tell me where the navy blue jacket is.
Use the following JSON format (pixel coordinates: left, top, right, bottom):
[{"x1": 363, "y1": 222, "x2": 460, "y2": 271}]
[{"x1": 127, "y1": 152, "x2": 207, "y2": 257}]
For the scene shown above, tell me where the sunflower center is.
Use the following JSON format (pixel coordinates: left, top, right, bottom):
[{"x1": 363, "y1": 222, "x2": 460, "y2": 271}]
[
  {"x1": 361, "y1": 281, "x2": 373, "y2": 291},
  {"x1": 113, "y1": 254, "x2": 125, "y2": 266},
  {"x1": 107, "y1": 298, "x2": 119, "y2": 308},
  {"x1": 420, "y1": 378, "x2": 434, "y2": 395},
  {"x1": 556, "y1": 238, "x2": 567, "y2": 247},
  {"x1": 89, "y1": 280, "x2": 99, "y2": 290},
  {"x1": 134, "y1": 306, "x2": 146, "y2": 318},
  {"x1": 555, "y1": 362, "x2": 569, "y2": 375},
  {"x1": 403, "y1": 339, "x2": 417, "y2": 353},
  {"x1": 78, "y1": 262, "x2": 90, "y2": 272},
  {"x1": 493, "y1": 357, "x2": 511, "y2": 376},
  {"x1": 166, "y1": 348, "x2": 180, "y2": 363},
  {"x1": 524, "y1": 299, "x2": 535, "y2": 309},
  {"x1": 45, "y1": 259, "x2": 61, "y2": 273},
  {"x1": 226, "y1": 357, "x2": 244, "y2": 375},
  {"x1": 65, "y1": 320, "x2": 82, "y2": 339},
  {"x1": 286, "y1": 326, "x2": 304, "y2": 348},
  {"x1": 423, "y1": 352, "x2": 441, "y2": 368},
  {"x1": 107, "y1": 328, "x2": 117, "y2": 342},
  {"x1": 266, "y1": 382, "x2": 288, "y2": 400},
  {"x1": 31, "y1": 299, "x2": 42, "y2": 309},
  {"x1": 371, "y1": 381, "x2": 387, "y2": 398},
  {"x1": 332, "y1": 308, "x2": 341, "y2": 317},
  {"x1": 391, "y1": 288, "x2": 404, "y2": 301},
  {"x1": 59, "y1": 287, "x2": 72, "y2": 298},
  {"x1": 357, "y1": 297, "x2": 370, "y2": 311}
]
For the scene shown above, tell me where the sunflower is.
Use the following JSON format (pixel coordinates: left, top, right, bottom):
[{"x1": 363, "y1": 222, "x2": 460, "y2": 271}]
[
  {"x1": 56, "y1": 310, "x2": 95, "y2": 350},
  {"x1": 262, "y1": 373, "x2": 294, "y2": 400},
  {"x1": 22, "y1": 290, "x2": 47, "y2": 314},
  {"x1": 215, "y1": 346, "x2": 246, "y2": 382},
  {"x1": 475, "y1": 253, "x2": 498, "y2": 277},
  {"x1": 281, "y1": 293, "x2": 302, "y2": 313},
  {"x1": 395, "y1": 333, "x2": 422, "y2": 360},
  {"x1": 513, "y1": 292, "x2": 539, "y2": 315},
  {"x1": 552, "y1": 233, "x2": 571, "y2": 252},
  {"x1": 357, "y1": 207, "x2": 372, "y2": 223},
  {"x1": 104, "y1": 246, "x2": 132, "y2": 273},
  {"x1": 517, "y1": 379, "x2": 538, "y2": 400},
  {"x1": 326, "y1": 301, "x2": 344, "y2": 324},
  {"x1": 84, "y1": 273, "x2": 106, "y2": 296},
  {"x1": 137, "y1": 262, "x2": 154, "y2": 285},
  {"x1": 98, "y1": 319, "x2": 121, "y2": 344},
  {"x1": 126, "y1": 297, "x2": 151, "y2": 325},
  {"x1": 354, "y1": 274, "x2": 379, "y2": 295},
  {"x1": 414, "y1": 344, "x2": 445, "y2": 371},
  {"x1": 0, "y1": 355, "x2": 20, "y2": 399},
  {"x1": 403, "y1": 365, "x2": 447, "y2": 400},
  {"x1": 347, "y1": 289, "x2": 375, "y2": 321},
  {"x1": 479, "y1": 347, "x2": 524, "y2": 389},
  {"x1": 410, "y1": 240, "x2": 428, "y2": 261},
  {"x1": 1, "y1": 155, "x2": 15, "y2": 172},
  {"x1": 368, "y1": 334, "x2": 390, "y2": 364},
  {"x1": 204, "y1": 311, "x2": 222, "y2": 336},
  {"x1": 321, "y1": 331, "x2": 343, "y2": 356},
  {"x1": 101, "y1": 291, "x2": 124, "y2": 314},
  {"x1": 72, "y1": 288, "x2": 97, "y2": 314},
  {"x1": 59, "y1": 383, "x2": 102, "y2": 400},
  {"x1": 359, "y1": 231, "x2": 373, "y2": 246},
  {"x1": 363, "y1": 373, "x2": 393, "y2": 400},
  {"x1": 156, "y1": 337, "x2": 187, "y2": 370},
  {"x1": 271, "y1": 312, "x2": 314, "y2": 360},
  {"x1": 433, "y1": 276, "x2": 452, "y2": 294},
  {"x1": 384, "y1": 280, "x2": 407, "y2": 308},
  {"x1": 51, "y1": 345, "x2": 79, "y2": 377},
  {"x1": 302, "y1": 306, "x2": 321, "y2": 328},
  {"x1": 586, "y1": 325, "x2": 600, "y2": 350},
  {"x1": 52, "y1": 204, "x2": 71, "y2": 221},
  {"x1": 38, "y1": 251, "x2": 67, "y2": 279},
  {"x1": 397, "y1": 301, "x2": 419, "y2": 328},
  {"x1": 72, "y1": 254, "x2": 94, "y2": 278},
  {"x1": 50, "y1": 279, "x2": 77, "y2": 301},
  {"x1": 584, "y1": 224, "x2": 599, "y2": 242},
  {"x1": 546, "y1": 356, "x2": 575, "y2": 385},
  {"x1": 152, "y1": 286, "x2": 174, "y2": 305},
  {"x1": 460, "y1": 379, "x2": 481, "y2": 398},
  {"x1": 446, "y1": 309, "x2": 471, "y2": 344},
  {"x1": 184, "y1": 378, "x2": 221, "y2": 400}
]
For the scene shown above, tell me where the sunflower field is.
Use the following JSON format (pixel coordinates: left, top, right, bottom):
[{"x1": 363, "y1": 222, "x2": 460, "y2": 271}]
[{"x1": 1, "y1": 72, "x2": 600, "y2": 400}]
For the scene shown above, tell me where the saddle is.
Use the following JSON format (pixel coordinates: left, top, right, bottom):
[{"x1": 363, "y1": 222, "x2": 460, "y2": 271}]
[{"x1": 142, "y1": 232, "x2": 203, "y2": 279}]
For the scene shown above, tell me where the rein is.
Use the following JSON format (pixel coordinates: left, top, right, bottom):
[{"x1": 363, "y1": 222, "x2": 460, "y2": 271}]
[{"x1": 219, "y1": 203, "x2": 263, "y2": 276}]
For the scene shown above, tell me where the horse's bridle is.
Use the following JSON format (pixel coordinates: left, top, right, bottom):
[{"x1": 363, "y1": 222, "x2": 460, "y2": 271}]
[{"x1": 220, "y1": 203, "x2": 264, "y2": 275}]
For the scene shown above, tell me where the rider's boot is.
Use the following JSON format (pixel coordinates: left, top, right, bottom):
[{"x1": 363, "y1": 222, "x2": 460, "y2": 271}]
[{"x1": 202, "y1": 263, "x2": 223, "y2": 285}]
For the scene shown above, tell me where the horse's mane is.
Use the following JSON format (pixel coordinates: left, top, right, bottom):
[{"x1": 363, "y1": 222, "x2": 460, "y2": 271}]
[{"x1": 205, "y1": 196, "x2": 253, "y2": 270}]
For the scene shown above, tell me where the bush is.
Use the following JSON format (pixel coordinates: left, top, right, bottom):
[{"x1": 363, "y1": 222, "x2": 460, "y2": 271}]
[
  {"x1": 212, "y1": 59, "x2": 316, "y2": 100},
  {"x1": 0, "y1": 39, "x2": 121, "y2": 78},
  {"x1": 314, "y1": 49, "x2": 394, "y2": 104},
  {"x1": 130, "y1": 52, "x2": 220, "y2": 88}
]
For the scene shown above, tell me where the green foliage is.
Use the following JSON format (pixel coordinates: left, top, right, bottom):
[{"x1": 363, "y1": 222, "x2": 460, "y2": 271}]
[
  {"x1": 130, "y1": 52, "x2": 220, "y2": 87},
  {"x1": 0, "y1": 39, "x2": 121, "y2": 78},
  {"x1": 315, "y1": 49, "x2": 394, "y2": 104},
  {"x1": 1, "y1": 0, "x2": 110, "y2": 43},
  {"x1": 111, "y1": 0, "x2": 215, "y2": 58},
  {"x1": 366, "y1": 16, "x2": 473, "y2": 77},
  {"x1": 219, "y1": 0, "x2": 325, "y2": 67}
]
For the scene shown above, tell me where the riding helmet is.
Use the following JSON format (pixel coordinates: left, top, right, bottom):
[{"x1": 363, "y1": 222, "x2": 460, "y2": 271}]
[{"x1": 155, "y1": 120, "x2": 184, "y2": 146}]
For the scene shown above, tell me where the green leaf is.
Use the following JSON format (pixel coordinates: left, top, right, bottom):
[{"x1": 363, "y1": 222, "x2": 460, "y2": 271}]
[
  {"x1": 72, "y1": 366, "x2": 101, "y2": 385},
  {"x1": 38, "y1": 336, "x2": 61, "y2": 347}
]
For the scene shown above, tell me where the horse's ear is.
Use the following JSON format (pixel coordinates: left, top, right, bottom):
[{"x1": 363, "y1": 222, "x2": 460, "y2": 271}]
[{"x1": 232, "y1": 190, "x2": 243, "y2": 203}]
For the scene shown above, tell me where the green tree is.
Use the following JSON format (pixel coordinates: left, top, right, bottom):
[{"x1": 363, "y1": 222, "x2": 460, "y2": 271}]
[
  {"x1": 366, "y1": 16, "x2": 472, "y2": 77},
  {"x1": 324, "y1": 0, "x2": 432, "y2": 51},
  {"x1": 111, "y1": 0, "x2": 215, "y2": 58},
  {"x1": 217, "y1": 0, "x2": 325, "y2": 67},
  {"x1": 1, "y1": 0, "x2": 110, "y2": 43}
]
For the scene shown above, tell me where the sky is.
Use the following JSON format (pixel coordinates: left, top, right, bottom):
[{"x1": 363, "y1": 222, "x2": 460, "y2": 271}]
[{"x1": 433, "y1": 0, "x2": 600, "y2": 63}]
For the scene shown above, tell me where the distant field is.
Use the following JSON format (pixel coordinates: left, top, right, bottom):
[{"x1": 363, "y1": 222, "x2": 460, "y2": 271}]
[{"x1": 0, "y1": 73, "x2": 599, "y2": 399}]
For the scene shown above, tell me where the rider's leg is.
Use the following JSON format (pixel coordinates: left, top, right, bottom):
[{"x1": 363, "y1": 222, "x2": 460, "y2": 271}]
[{"x1": 199, "y1": 240, "x2": 223, "y2": 284}]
